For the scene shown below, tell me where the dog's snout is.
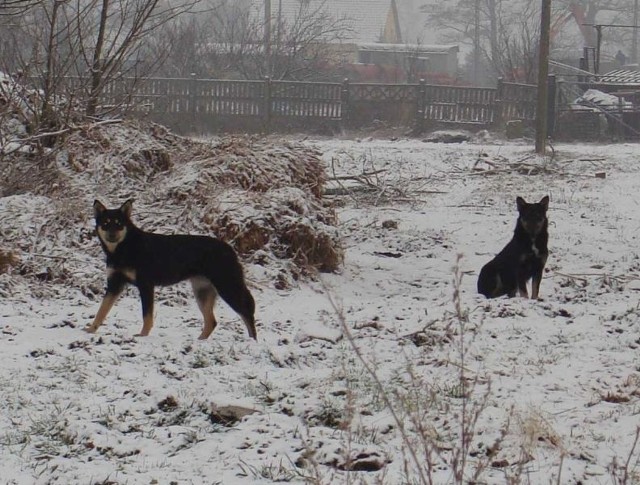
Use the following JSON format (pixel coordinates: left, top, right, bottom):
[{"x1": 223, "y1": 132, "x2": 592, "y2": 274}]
[{"x1": 105, "y1": 231, "x2": 121, "y2": 242}]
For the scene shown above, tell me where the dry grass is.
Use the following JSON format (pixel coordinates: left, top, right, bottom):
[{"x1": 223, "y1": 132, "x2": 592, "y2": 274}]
[
  {"x1": 0, "y1": 249, "x2": 18, "y2": 274},
  {"x1": 517, "y1": 408, "x2": 563, "y2": 453}
]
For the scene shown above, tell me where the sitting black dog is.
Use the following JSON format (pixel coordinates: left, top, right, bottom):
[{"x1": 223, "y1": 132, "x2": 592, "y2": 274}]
[{"x1": 478, "y1": 196, "x2": 549, "y2": 299}]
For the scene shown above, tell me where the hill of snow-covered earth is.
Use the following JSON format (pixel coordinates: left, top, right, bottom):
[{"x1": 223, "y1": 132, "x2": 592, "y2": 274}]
[{"x1": 3, "y1": 135, "x2": 640, "y2": 484}]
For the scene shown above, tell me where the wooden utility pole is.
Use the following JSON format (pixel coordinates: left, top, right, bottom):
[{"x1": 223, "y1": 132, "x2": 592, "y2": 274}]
[
  {"x1": 633, "y1": 0, "x2": 639, "y2": 65},
  {"x1": 264, "y1": 0, "x2": 271, "y2": 77},
  {"x1": 535, "y1": 0, "x2": 551, "y2": 154},
  {"x1": 474, "y1": 0, "x2": 480, "y2": 84}
]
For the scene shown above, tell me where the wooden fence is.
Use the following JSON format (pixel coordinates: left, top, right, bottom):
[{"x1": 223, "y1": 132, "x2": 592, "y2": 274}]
[
  {"x1": 418, "y1": 83, "x2": 498, "y2": 128},
  {"x1": 43, "y1": 75, "x2": 538, "y2": 134}
]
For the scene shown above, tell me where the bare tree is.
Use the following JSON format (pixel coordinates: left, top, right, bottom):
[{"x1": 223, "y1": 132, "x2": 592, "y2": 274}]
[
  {"x1": 0, "y1": 0, "x2": 41, "y2": 16},
  {"x1": 422, "y1": 0, "x2": 541, "y2": 83},
  {"x1": 77, "y1": 0, "x2": 201, "y2": 116},
  {"x1": 149, "y1": 0, "x2": 356, "y2": 81},
  {"x1": 422, "y1": 0, "x2": 640, "y2": 83},
  {"x1": 0, "y1": 0, "x2": 201, "y2": 147},
  {"x1": 265, "y1": 0, "x2": 353, "y2": 80},
  {"x1": 492, "y1": 2, "x2": 541, "y2": 83},
  {"x1": 147, "y1": 16, "x2": 211, "y2": 77},
  {"x1": 146, "y1": 4, "x2": 232, "y2": 78},
  {"x1": 167, "y1": 0, "x2": 354, "y2": 81}
]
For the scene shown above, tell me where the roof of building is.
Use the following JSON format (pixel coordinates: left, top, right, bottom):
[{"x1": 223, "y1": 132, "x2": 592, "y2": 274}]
[
  {"x1": 597, "y1": 68, "x2": 640, "y2": 85},
  {"x1": 357, "y1": 43, "x2": 458, "y2": 53},
  {"x1": 250, "y1": 0, "x2": 399, "y2": 43}
]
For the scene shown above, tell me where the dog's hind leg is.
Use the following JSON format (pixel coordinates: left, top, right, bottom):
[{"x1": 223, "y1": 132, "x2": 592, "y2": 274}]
[
  {"x1": 191, "y1": 277, "x2": 218, "y2": 340},
  {"x1": 136, "y1": 283, "x2": 155, "y2": 337},
  {"x1": 477, "y1": 265, "x2": 494, "y2": 298}
]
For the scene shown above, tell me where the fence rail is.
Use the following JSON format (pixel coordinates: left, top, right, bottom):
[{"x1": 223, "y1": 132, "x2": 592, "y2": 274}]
[
  {"x1": 497, "y1": 80, "x2": 538, "y2": 122},
  {"x1": 33, "y1": 76, "x2": 538, "y2": 134},
  {"x1": 420, "y1": 84, "x2": 498, "y2": 125}
]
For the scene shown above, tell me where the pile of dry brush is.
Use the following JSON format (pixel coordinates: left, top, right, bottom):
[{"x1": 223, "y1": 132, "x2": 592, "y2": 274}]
[{"x1": 1, "y1": 79, "x2": 342, "y2": 297}]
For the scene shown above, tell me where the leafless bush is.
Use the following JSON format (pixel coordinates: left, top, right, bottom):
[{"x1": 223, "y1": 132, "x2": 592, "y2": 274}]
[{"x1": 327, "y1": 151, "x2": 444, "y2": 208}]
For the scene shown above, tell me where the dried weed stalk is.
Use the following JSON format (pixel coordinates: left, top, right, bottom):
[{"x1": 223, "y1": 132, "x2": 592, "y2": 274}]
[
  {"x1": 331, "y1": 255, "x2": 514, "y2": 484},
  {"x1": 609, "y1": 426, "x2": 640, "y2": 485}
]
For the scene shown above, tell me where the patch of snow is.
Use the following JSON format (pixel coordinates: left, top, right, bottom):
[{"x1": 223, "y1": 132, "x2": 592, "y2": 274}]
[
  {"x1": 574, "y1": 89, "x2": 632, "y2": 110},
  {"x1": 3, "y1": 136, "x2": 640, "y2": 483}
]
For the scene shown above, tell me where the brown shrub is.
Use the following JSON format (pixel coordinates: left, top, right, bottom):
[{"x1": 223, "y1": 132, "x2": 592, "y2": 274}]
[
  {"x1": 0, "y1": 250, "x2": 18, "y2": 274},
  {"x1": 214, "y1": 217, "x2": 272, "y2": 254},
  {"x1": 281, "y1": 221, "x2": 343, "y2": 272}
]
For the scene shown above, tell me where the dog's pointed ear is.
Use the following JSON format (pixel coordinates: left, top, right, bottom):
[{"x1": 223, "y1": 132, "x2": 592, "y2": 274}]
[
  {"x1": 539, "y1": 195, "x2": 549, "y2": 211},
  {"x1": 93, "y1": 200, "x2": 107, "y2": 218},
  {"x1": 516, "y1": 196, "x2": 526, "y2": 212},
  {"x1": 120, "y1": 199, "x2": 133, "y2": 219}
]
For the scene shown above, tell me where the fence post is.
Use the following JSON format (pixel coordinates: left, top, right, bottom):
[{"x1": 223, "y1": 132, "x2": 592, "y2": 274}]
[
  {"x1": 161, "y1": 78, "x2": 170, "y2": 115},
  {"x1": 414, "y1": 78, "x2": 426, "y2": 134},
  {"x1": 546, "y1": 75, "x2": 557, "y2": 138},
  {"x1": 493, "y1": 77, "x2": 505, "y2": 128},
  {"x1": 579, "y1": 57, "x2": 587, "y2": 83},
  {"x1": 113, "y1": 73, "x2": 122, "y2": 110},
  {"x1": 263, "y1": 76, "x2": 272, "y2": 132},
  {"x1": 189, "y1": 73, "x2": 197, "y2": 132},
  {"x1": 189, "y1": 73, "x2": 197, "y2": 114},
  {"x1": 340, "y1": 78, "x2": 350, "y2": 131},
  {"x1": 617, "y1": 95, "x2": 625, "y2": 140}
]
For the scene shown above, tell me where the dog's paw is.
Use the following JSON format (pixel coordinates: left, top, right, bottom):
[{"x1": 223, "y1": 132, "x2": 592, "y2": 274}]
[{"x1": 83, "y1": 325, "x2": 97, "y2": 334}]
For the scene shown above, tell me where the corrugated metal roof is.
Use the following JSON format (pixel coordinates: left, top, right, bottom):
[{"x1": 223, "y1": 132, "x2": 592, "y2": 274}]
[
  {"x1": 250, "y1": 0, "x2": 396, "y2": 43},
  {"x1": 358, "y1": 42, "x2": 458, "y2": 53},
  {"x1": 597, "y1": 69, "x2": 640, "y2": 84}
]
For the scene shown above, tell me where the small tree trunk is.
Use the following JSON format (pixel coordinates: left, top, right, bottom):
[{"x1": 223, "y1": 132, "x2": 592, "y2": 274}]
[
  {"x1": 41, "y1": 0, "x2": 61, "y2": 128},
  {"x1": 86, "y1": 0, "x2": 110, "y2": 117}
]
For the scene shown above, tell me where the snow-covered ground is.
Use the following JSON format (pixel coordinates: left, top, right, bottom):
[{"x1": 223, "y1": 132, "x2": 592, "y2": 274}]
[{"x1": 3, "y1": 135, "x2": 640, "y2": 484}]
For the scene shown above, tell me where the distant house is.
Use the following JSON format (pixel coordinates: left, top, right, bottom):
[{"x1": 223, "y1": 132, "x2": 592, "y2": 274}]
[
  {"x1": 353, "y1": 43, "x2": 459, "y2": 83},
  {"x1": 248, "y1": 0, "x2": 458, "y2": 83}
]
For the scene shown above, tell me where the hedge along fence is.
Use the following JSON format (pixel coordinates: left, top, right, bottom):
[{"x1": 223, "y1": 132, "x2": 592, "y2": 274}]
[{"x1": 34, "y1": 75, "x2": 538, "y2": 134}]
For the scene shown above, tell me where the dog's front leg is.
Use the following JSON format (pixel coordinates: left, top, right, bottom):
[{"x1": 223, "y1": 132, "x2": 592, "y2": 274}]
[
  {"x1": 531, "y1": 269, "x2": 544, "y2": 300},
  {"x1": 136, "y1": 284, "x2": 155, "y2": 337},
  {"x1": 531, "y1": 257, "x2": 547, "y2": 300},
  {"x1": 531, "y1": 278, "x2": 541, "y2": 299},
  {"x1": 517, "y1": 274, "x2": 529, "y2": 298},
  {"x1": 85, "y1": 273, "x2": 127, "y2": 334}
]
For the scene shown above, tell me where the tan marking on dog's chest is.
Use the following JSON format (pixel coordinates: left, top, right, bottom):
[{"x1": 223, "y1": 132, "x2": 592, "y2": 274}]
[
  {"x1": 107, "y1": 267, "x2": 137, "y2": 283},
  {"x1": 531, "y1": 243, "x2": 539, "y2": 257},
  {"x1": 97, "y1": 226, "x2": 127, "y2": 253},
  {"x1": 101, "y1": 238, "x2": 119, "y2": 253}
]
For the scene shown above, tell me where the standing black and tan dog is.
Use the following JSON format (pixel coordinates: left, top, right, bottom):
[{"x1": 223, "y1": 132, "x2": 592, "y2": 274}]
[
  {"x1": 477, "y1": 196, "x2": 549, "y2": 299},
  {"x1": 86, "y1": 200, "x2": 257, "y2": 340}
]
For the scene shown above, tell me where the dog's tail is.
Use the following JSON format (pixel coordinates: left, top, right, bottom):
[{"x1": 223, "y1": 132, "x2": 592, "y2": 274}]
[
  {"x1": 206, "y1": 240, "x2": 257, "y2": 340},
  {"x1": 218, "y1": 284, "x2": 257, "y2": 340}
]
